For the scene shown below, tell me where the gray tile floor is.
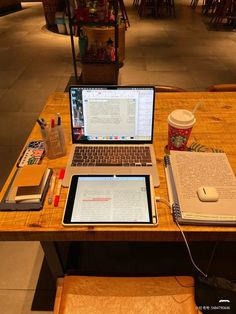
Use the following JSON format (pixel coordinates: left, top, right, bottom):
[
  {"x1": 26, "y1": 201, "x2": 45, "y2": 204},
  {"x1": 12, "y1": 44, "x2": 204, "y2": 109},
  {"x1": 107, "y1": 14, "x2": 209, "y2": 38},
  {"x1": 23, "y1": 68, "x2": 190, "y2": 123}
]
[{"x1": 0, "y1": 1, "x2": 235, "y2": 312}]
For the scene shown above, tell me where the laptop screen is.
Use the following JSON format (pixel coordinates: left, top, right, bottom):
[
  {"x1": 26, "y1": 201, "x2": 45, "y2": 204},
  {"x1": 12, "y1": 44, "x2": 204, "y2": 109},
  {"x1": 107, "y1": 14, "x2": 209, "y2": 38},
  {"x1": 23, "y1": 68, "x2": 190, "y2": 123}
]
[{"x1": 69, "y1": 86, "x2": 155, "y2": 144}]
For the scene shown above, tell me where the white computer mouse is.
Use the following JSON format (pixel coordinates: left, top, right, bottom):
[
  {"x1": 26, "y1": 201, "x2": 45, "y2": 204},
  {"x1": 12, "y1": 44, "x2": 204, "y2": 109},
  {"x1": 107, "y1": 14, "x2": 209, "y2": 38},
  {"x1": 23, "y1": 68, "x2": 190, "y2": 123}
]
[{"x1": 197, "y1": 186, "x2": 219, "y2": 202}]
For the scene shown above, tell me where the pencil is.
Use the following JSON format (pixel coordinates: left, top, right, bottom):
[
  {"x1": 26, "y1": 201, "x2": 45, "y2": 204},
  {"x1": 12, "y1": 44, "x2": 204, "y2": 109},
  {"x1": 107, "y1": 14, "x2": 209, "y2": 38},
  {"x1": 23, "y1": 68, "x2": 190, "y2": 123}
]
[{"x1": 48, "y1": 172, "x2": 56, "y2": 205}]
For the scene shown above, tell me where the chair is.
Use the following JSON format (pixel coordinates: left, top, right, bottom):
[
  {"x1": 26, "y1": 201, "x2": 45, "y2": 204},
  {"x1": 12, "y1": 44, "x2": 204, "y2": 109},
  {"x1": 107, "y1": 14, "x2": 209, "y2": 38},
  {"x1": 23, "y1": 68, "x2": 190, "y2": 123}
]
[
  {"x1": 138, "y1": 0, "x2": 159, "y2": 18},
  {"x1": 201, "y1": 0, "x2": 218, "y2": 15},
  {"x1": 209, "y1": 0, "x2": 232, "y2": 26},
  {"x1": 138, "y1": 0, "x2": 176, "y2": 17},
  {"x1": 155, "y1": 85, "x2": 187, "y2": 92},
  {"x1": 53, "y1": 275, "x2": 200, "y2": 314},
  {"x1": 158, "y1": 0, "x2": 176, "y2": 16},
  {"x1": 133, "y1": 0, "x2": 141, "y2": 7},
  {"x1": 190, "y1": 0, "x2": 199, "y2": 9},
  {"x1": 207, "y1": 84, "x2": 236, "y2": 91}
]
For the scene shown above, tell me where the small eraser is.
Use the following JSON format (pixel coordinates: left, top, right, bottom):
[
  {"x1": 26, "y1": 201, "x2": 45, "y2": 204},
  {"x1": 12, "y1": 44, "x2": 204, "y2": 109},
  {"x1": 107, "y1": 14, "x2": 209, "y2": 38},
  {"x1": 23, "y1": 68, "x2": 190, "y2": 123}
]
[{"x1": 197, "y1": 186, "x2": 219, "y2": 202}]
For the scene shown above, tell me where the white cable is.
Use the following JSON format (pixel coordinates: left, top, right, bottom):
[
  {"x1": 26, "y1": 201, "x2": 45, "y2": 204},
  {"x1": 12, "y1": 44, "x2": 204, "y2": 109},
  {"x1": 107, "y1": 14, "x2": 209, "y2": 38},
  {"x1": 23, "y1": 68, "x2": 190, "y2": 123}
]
[
  {"x1": 175, "y1": 220, "x2": 208, "y2": 278},
  {"x1": 156, "y1": 196, "x2": 208, "y2": 278},
  {"x1": 155, "y1": 196, "x2": 171, "y2": 208}
]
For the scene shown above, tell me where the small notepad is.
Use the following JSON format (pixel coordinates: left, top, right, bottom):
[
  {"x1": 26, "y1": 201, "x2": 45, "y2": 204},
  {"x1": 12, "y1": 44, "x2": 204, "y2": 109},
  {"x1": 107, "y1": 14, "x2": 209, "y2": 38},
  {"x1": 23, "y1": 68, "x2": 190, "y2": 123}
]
[
  {"x1": 15, "y1": 165, "x2": 50, "y2": 202},
  {"x1": 0, "y1": 165, "x2": 52, "y2": 210}
]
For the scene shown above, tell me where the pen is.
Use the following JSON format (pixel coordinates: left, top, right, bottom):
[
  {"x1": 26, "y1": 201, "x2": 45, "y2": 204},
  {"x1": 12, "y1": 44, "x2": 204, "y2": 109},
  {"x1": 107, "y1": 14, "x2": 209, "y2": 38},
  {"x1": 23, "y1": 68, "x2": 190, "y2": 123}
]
[
  {"x1": 48, "y1": 172, "x2": 56, "y2": 205},
  {"x1": 37, "y1": 119, "x2": 44, "y2": 129},
  {"x1": 41, "y1": 118, "x2": 47, "y2": 128},
  {"x1": 57, "y1": 113, "x2": 61, "y2": 126},
  {"x1": 51, "y1": 118, "x2": 55, "y2": 129},
  {"x1": 54, "y1": 169, "x2": 65, "y2": 207}
]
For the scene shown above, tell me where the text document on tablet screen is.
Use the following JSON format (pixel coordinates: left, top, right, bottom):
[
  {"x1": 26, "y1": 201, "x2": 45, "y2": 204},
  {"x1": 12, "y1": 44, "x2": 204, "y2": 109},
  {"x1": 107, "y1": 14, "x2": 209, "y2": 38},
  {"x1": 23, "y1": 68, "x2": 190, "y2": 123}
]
[{"x1": 71, "y1": 177, "x2": 150, "y2": 222}]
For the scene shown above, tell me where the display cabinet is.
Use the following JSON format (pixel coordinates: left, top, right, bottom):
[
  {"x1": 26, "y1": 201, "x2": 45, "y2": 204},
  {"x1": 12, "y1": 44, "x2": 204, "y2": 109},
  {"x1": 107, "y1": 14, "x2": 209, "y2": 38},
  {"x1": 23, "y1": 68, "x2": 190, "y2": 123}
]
[{"x1": 65, "y1": 0, "x2": 125, "y2": 84}]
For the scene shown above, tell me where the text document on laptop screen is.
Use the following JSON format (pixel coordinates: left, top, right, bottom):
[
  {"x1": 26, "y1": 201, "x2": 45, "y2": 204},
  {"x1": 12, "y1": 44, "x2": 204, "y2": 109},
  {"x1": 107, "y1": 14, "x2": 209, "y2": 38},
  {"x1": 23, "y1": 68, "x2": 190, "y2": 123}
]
[
  {"x1": 63, "y1": 175, "x2": 156, "y2": 225},
  {"x1": 69, "y1": 86, "x2": 155, "y2": 143}
]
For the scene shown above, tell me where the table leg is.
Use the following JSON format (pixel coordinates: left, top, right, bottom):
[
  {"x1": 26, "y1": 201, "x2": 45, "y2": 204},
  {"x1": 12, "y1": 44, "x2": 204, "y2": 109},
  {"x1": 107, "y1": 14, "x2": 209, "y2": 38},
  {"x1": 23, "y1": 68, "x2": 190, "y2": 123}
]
[{"x1": 40, "y1": 241, "x2": 65, "y2": 278}]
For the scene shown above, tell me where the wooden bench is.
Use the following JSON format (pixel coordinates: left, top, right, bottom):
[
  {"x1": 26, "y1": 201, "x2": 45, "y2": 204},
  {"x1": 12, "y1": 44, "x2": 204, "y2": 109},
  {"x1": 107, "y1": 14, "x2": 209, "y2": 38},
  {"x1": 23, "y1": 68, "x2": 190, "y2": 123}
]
[{"x1": 54, "y1": 276, "x2": 201, "y2": 314}]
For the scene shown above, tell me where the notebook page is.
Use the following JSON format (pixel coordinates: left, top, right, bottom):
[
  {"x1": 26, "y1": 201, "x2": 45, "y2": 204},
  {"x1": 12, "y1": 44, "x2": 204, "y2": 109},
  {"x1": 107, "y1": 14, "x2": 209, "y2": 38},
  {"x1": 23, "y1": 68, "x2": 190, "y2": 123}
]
[{"x1": 170, "y1": 151, "x2": 236, "y2": 219}]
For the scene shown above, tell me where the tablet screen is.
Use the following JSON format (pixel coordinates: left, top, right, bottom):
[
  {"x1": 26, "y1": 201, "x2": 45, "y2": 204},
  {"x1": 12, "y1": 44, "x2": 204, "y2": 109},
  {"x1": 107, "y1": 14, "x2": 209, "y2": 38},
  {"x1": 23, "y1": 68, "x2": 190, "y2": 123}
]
[{"x1": 62, "y1": 175, "x2": 157, "y2": 226}]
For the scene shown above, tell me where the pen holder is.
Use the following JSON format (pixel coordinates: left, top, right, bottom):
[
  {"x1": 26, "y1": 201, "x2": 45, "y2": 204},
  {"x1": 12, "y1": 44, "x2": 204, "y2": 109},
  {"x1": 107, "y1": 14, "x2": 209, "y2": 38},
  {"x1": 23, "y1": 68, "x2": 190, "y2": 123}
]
[{"x1": 41, "y1": 126, "x2": 66, "y2": 159}]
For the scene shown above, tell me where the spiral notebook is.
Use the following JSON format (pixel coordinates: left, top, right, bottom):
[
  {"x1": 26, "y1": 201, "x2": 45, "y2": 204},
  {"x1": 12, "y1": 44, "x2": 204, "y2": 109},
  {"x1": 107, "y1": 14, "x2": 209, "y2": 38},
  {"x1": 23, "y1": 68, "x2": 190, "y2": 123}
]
[{"x1": 164, "y1": 151, "x2": 236, "y2": 226}]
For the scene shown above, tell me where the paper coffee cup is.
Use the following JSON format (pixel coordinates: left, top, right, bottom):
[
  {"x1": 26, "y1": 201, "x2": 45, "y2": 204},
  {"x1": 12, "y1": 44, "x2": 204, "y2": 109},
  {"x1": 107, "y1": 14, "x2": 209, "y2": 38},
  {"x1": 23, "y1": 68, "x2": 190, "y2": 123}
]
[{"x1": 167, "y1": 109, "x2": 196, "y2": 151}]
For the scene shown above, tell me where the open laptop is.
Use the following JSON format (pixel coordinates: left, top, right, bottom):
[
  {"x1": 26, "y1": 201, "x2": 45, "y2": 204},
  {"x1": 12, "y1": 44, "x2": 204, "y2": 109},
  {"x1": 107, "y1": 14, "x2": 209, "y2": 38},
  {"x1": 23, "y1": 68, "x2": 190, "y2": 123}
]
[{"x1": 62, "y1": 85, "x2": 160, "y2": 187}]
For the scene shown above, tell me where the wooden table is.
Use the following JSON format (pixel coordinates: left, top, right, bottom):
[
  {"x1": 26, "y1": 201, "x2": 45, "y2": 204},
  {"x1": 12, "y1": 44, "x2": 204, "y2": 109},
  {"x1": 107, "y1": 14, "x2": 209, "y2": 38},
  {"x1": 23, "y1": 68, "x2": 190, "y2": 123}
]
[{"x1": 1, "y1": 91, "x2": 236, "y2": 276}]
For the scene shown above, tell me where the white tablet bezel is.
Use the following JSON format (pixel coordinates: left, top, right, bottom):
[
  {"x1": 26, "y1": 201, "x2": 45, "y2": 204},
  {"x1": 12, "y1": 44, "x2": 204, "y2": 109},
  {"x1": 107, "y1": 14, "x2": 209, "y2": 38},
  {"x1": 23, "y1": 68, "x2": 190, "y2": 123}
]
[{"x1": 62, "y1": 175, "x2": 158, "y2": 227}]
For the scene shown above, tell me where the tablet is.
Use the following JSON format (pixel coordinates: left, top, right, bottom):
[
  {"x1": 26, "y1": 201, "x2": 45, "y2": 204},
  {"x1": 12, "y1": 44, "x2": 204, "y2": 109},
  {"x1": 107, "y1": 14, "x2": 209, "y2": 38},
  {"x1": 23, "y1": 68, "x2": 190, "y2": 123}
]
[{"x1": 62, "y1": 175, "x2": 158, "y2": 226}]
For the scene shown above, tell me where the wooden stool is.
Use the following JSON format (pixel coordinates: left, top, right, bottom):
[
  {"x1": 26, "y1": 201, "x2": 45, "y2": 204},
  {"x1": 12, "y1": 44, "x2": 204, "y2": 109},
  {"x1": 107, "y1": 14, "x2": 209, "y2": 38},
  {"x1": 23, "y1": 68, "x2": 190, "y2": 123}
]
[{"x1": 54, "y1": 276, "x2": 200, "y2": 314}]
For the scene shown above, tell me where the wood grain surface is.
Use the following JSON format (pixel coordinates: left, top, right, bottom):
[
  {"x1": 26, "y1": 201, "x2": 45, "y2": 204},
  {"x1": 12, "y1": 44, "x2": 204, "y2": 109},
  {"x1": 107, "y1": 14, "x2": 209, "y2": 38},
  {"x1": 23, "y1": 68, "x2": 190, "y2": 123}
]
[
  {"x1": 0, "y1": 92, "x2": 236, "y2": 241},
  {"x1": 55, "y1": 276, "x2": 198, "y2": 314}
]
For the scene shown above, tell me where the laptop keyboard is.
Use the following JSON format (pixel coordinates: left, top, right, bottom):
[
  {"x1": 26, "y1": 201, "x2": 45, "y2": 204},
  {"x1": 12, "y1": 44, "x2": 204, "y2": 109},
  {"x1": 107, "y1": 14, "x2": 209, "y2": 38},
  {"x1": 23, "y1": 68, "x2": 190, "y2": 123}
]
[{"x1": 71, "y1": 146, "x2": 152, "y2": 167}]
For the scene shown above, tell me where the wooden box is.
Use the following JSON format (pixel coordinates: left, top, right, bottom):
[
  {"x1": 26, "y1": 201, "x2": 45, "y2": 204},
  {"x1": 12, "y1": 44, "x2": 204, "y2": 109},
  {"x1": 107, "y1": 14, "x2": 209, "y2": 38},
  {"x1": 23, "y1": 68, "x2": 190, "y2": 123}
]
[{"x1": 81, "y1": 63, "x2": 118, "y2": 85}]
